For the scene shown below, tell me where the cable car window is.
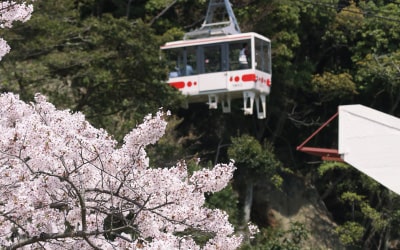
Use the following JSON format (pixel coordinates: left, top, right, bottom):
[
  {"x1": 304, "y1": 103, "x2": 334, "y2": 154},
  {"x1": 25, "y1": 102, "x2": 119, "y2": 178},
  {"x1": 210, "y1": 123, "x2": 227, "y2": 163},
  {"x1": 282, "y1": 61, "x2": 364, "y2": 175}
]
[
  {"x1": 229, "y1": 39, "x2": 251, "y2": 70},
  {"x1": 164, "y1": 47, "x2": 198, "y2": 77},
  {"x1": 164, "y1": 48, "x2": 184, "y2": 78},
  {"x1": 203, "y1": 45, "x2": 222, "y2": 73},
  {"x1": 255, "y1": 38, "x2": 271, "y2": 74},
  {"x1": 228, "y1": 42, "x2": 241, "y2": 70},
  {"x1": 184, "y1": 46, "x2": 197, "y2": 76}
]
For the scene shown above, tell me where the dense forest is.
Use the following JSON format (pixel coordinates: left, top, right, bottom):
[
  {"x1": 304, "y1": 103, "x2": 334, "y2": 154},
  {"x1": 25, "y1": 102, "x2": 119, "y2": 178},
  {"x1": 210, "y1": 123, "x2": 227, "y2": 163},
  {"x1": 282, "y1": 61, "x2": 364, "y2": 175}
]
[{"x1": 1, "y1": 0, "x2": 400, "y2": 249}]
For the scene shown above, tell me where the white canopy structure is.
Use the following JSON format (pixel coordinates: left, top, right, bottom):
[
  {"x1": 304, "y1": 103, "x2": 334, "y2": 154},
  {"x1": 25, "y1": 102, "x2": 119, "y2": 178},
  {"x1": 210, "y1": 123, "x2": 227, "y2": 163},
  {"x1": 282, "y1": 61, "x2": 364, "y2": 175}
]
[
  {"x1": 298, "y1": 104, "x2": 400, "y2": 195},
  {"x1": 338, "y1": 105, "x2": 400, "y2": 195}
]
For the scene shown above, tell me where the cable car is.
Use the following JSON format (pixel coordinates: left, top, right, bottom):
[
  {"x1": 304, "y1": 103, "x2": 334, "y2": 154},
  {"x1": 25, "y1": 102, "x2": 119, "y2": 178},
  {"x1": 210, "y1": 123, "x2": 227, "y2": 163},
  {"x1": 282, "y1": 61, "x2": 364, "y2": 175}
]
[{"x1": 160, "y1": 0, "x2": 272, "y2": 119}]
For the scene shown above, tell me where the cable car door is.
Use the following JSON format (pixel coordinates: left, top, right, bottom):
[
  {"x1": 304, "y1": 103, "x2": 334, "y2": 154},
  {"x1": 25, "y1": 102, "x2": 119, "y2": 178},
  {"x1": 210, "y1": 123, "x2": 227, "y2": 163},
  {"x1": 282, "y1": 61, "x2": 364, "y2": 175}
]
[{"x1": 197, "y1": 44, "x2": 227, "y2": 92}]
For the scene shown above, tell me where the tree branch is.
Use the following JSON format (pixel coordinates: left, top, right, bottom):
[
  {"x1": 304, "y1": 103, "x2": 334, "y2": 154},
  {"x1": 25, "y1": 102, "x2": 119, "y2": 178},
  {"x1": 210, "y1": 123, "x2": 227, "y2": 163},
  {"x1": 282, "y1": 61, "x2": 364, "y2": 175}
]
[{"x1": 148, "y1": 0, "x2": 177, "y2": 26}]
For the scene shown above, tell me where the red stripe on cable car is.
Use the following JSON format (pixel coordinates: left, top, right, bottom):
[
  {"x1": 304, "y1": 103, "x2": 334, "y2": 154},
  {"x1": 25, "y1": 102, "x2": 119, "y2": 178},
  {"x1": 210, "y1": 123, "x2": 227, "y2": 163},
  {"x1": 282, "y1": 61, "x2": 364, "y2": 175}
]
[
  {"x1": 242, "y1": 74, "x2": 256, "y2": 82},
  {"x1": 169, "y1": 81, "x2": 185, "y2": 89}
]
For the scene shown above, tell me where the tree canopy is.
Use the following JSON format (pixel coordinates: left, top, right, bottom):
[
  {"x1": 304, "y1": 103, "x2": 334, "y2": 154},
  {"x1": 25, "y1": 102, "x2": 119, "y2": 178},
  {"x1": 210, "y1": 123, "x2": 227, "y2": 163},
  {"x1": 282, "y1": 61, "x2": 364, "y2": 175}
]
[{"x1": 2, "y1": 0, "x2": 400, "y2": 249}]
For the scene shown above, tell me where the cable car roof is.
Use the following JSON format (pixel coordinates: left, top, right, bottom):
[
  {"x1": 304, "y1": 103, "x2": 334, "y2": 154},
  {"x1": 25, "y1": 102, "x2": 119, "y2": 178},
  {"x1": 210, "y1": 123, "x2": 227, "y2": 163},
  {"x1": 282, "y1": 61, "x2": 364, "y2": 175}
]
[{"x1": 160, "y1": 32, "x2": 270, "y2": 50}]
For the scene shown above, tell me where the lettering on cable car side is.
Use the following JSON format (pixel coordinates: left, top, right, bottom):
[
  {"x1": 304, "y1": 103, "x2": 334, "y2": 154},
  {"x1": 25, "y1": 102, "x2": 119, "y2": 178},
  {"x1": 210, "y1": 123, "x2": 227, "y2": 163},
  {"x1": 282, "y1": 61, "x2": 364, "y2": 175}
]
[
  {"x1": 232, "y1": 82, "x2": 243, "y2": 87},
  {"x1": 229, "y1": 75, "x2": 242, "y2": 87}
]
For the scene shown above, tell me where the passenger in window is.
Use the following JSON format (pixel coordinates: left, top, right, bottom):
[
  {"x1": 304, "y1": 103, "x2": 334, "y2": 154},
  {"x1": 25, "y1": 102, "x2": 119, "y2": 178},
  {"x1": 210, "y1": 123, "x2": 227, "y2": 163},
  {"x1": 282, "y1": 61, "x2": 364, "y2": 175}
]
[
  {"x1": 169, "y1": 65, "x2": 180, "y2": 78},
  {"x1": 239, "y1": 43, "x2": 249, "y2": 69},
  {"x1": 185, "y1": 64, "x2": 194, "y2": 75},
  {"x1": 179, "y1": 64, "x2": 194, "y2": 76},
  {"x1": 169, "y1": 71, "x2": 179, "y2": 78}
]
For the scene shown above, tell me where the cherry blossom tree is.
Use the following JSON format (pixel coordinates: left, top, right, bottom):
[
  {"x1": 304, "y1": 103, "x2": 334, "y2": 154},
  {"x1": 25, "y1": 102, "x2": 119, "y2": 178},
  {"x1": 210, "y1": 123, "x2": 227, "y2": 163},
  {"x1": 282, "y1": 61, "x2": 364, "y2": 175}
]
[
  {"x1": 0, "y1": 0, "x2": 34, "y2": 60},
  {"x1": 0, "y1": 92, "x2": 241, "y2": 249},
  {"x1": 0, "y1": 1, "x2": 243, "y2": 249}
]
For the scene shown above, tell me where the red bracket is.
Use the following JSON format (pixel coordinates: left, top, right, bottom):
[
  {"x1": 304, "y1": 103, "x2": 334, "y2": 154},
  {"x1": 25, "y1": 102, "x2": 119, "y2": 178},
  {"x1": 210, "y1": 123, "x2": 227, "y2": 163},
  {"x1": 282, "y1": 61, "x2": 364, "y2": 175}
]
[{"x1": 296, "y1": 111, "x2": 343, "y2": 162}]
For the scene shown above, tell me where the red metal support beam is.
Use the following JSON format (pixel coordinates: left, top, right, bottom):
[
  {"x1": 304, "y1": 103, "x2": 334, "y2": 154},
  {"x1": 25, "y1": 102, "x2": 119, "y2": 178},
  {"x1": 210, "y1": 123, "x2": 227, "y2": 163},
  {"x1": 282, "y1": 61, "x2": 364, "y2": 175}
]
[
  {"x1": 297, "y1": 112, "x2": 338, "y2": 150},
  {"x1": 297, "y1": 111, "x2": 343, "y2": 162}
]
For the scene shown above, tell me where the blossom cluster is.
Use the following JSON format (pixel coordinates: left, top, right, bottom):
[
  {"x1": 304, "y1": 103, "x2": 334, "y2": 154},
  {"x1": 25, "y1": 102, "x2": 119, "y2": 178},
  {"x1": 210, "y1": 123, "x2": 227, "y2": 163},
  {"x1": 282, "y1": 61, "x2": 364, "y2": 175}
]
[
  {"x1": 0, "y1": 93, "x2": 241, "y2": 249},
  {"x1": 0, "y1": 1, "x2": 34, "y2": 60},
  {"x1": 248, "y1": 222, "x2": 260, "y2": 239}
]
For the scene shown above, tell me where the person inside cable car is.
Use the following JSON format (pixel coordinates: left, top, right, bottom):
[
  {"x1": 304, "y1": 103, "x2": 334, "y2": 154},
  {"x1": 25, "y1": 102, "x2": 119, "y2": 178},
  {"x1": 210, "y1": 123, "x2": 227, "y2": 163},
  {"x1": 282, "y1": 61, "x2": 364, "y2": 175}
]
[
  {"x1": 239, "y1": 43, "x2": 249, "y2": 69},
  {"x1": 169, "y1": 64, "x2": 194, "y2": 77},
  {"x1": 169, "y1": 63, "x2": 179, "y2": 77},
  {"x1": 169, "y1": 63, "x2": 180, "y2": 77},
  {"x1": 184, "y1": 64, "x2": 194, "y2": 75}
]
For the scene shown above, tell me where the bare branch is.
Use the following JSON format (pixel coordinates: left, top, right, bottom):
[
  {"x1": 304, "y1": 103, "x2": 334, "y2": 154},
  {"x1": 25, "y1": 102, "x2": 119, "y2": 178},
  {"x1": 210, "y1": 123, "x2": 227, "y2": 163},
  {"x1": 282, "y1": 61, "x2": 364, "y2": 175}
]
[{"x1": 148, "y1": 0, "x2": 178, "y2": 26}]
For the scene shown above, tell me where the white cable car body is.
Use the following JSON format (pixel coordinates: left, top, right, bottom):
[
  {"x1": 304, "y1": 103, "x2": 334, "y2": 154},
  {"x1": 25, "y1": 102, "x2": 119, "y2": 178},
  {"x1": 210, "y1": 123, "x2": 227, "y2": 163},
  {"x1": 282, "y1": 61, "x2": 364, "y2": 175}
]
[{"x1": 160, "y1": 0, "x2": 272, "y2": 119}]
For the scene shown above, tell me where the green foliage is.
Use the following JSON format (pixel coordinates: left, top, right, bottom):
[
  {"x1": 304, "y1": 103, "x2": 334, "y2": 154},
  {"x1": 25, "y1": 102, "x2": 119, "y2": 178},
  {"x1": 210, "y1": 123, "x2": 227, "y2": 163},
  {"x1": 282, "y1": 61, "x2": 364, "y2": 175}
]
[
  {"x1": 340, "y1": 191, "x2": 364, "y2": 203},
  {"x1": 339, "y1": 191, "x2": 388, "y2": 232},
  {"x1": 318, "y1": 161, "x2": 351, "y2": 176},
  {"x1": 323, "y1": 3, "x2": 364, "y2": 46},
  {"x1": 228, "y1": 135, "x2": 281, "y2": 177},
  {"x1": 159, "y1": 27, "x2": 185, "y2": 44},
  {"x1": 360, "y1": 202, "x2": 387, "y2": 231},
  {"x1": 270, "y1": 174, "x2": 283, "y2": 189},
  {"x1": 269, "y1": 2, "x2": 301, "y2": 61},
  {"x1": 335, "y1": 221, "x2": 364, "y2": 247},
  {"x1": 145, "y1": 0, "x2": 176, "y2": 12},
  {"x1": 355, "y1": 52, "x2": 400, "y2": 108},
  {"x1": 241, "y1": 222, "x2": 309, "y2": 250},
  {"x1": 359, "y1": 172, "x2": 381, "y2": 192},
  {"x1": 319, "y1": 162, "x2": 396, "y2": 249},
  {"x1": 311, "y1": 72, "x2": 358, "y2": 101}
]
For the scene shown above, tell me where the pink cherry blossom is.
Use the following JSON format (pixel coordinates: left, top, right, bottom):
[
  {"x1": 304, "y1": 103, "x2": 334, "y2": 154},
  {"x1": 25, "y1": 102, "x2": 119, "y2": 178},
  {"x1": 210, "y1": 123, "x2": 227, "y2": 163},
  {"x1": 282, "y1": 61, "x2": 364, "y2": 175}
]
[
  {"x1": 0, "y1": 93, "x2": 241, "y2": 249},
  {"x1": 0, "y1": 1, "x2": 34, "y2": 60}
]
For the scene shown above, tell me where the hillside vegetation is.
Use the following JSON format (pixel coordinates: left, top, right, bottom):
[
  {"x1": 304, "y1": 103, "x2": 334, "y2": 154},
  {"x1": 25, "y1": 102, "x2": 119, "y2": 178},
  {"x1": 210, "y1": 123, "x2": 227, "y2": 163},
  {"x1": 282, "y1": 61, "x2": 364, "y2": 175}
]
[{"x1": 1, "y1": 0, "x2": 400, "y2": 249}]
